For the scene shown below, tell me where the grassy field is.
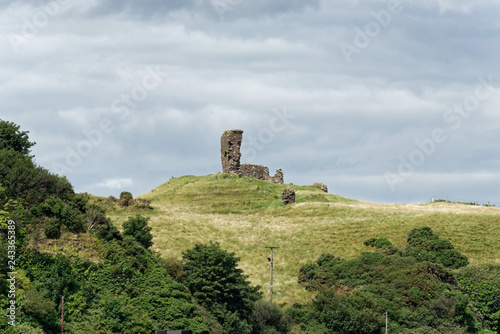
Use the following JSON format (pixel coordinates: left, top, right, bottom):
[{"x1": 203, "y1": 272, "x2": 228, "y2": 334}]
[{"x1": 105, "y1": 173, "x2": 500, "y2": 307}]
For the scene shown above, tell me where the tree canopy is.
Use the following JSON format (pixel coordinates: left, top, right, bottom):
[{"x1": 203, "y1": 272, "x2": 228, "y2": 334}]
[
  {"x1": 122, "y1": 214, "x2": 153, "y2": 249},
  {"x1": 291, "y1": 228, "x2": 495, "y2": 333},
  {"x1": 183, "y1": 242, "x2": 262, "y2": 334},
  {"x1": 0, "y1": 120, "x2": 35, "y2": 156}
]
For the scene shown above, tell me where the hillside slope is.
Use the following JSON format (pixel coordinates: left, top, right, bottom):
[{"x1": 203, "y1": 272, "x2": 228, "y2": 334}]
[{"x1": 107, "y1": 173, "x2": 500, "y2": 306}]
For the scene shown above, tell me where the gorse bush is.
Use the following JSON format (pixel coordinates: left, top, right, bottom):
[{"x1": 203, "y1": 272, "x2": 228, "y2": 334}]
[
  {"x1": 404, "y1": 226, "x2": 469, "y2": 269},
  {"x1": 253, "y1": 300, "x2": 291, "y2": 334},
  {"x1": 122, "y1": 215, "x2": 153, "y2": 249},
  {"x1": 43, "y1": 219, "x2": 61, "y2": 239},
  {"x1": 293, "y1": 227, "x2": 486, "y2": 333},
  {"x1": 119, "y1": 191, "x2": 133, "y2": 207}
]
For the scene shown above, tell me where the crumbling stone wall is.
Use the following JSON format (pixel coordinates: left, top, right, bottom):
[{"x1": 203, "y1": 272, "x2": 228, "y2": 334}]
[
  {"x1": 220, "y1": 130, "x2": 284, "y2": 184},
  {"x1": 239, "y1": 164, "x2": 284, "y2": 184},
  {"x1": 221, "y1": 129, "x2": 243, "y2": 174},
  {"x1": 239, "y1": 164, "x2": 269, "y2": 181},
  {"x1": 268, "y1": 168, "x2": 284, "y2": 184}
]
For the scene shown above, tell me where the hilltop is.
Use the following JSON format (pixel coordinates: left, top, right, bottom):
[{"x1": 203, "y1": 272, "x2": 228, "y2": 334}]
[
  {"x1": 4, "y1": 119, "x2": 499, "y2": 333},
  {"x1": 104, "y1": 173, "x2": 500, "y2": 306}
]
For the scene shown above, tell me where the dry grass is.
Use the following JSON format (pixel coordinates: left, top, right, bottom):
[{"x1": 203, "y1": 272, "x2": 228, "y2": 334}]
[
  {"x1": 29, "y1": 231, "x2": 104, "y2": 264},
  {"x1": 106, "y1": 174, "x2": 500, "y2": 307}
]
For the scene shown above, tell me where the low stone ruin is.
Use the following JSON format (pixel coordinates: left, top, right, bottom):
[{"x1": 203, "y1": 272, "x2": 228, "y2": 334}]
[
  {"x1": 282, "y1": 188, "x2": 295, "y2": 205},
  {"x1": 221, "y1": 129, "x2": 284, "y2": 184},
  {"x1": 239, "y1": 164, "x2": 284, "y2": 184},
  {"x1": 314, "y1": 182, "x2": 328, "y2": 193}
]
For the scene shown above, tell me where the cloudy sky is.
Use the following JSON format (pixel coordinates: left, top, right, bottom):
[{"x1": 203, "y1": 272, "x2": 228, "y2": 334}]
[{"x1": 1, "y1": 0, "x2": 499, "y2": 204}]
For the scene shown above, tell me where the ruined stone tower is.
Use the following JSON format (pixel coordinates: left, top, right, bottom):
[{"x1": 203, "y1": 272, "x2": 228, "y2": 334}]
[
  {"x1": 220, "y1": 129, "x2": 284, "y2": 184},
  {"x1": 221, "y1": 129, "x2": 243, "y2": 174}
]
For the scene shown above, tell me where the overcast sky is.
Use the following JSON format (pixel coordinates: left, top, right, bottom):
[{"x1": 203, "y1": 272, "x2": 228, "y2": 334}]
[{"x1": 1, "y1": 0, "x2": 499, "y2": 204}]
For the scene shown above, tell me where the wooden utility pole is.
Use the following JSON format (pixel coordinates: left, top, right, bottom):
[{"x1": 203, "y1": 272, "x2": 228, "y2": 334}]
[
  {"x1": 385, "y1": 311, "x2": 388, "y2": 334},
  {"x1": 61, "y1": 296, "x2": 65, "y2": 334},
  {"x1": 265, "y1": 247, "x2": 279, "y2": 303}
]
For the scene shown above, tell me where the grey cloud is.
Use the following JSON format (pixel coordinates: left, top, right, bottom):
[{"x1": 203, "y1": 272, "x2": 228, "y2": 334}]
[
  {"x1": 1, "y1": 0, "x2": 499, "y2": 203},
  {"x1": 76, "y1": 0, "x2": 320, "y2": 21}
]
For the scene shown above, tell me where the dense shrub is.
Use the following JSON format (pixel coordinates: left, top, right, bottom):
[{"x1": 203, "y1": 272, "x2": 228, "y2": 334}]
[
  {"x1": 404, "y1": 227, "x2": 469, "y2": 269},
  {"x1": 317, "y1": 288, "x2": 384, "y2": 334},
  {"x1": 0, "y1": 120, "x2": 35, "y2": 156},
  {"x1": 253, "y1": 300, "x2": 291, "y2": 334},
  {"x1": 364, "y1": 237, "x2": 398, "y2": 254},
  {"x1": 364, "y1": 237, "x2": 393, "y2": 249},
  {"x1": 457, "y1": 265, "x2": 500, "y2": 332},
  {"x1": 293, "y1": 227, "x2": 474, "y2": 333},
  {"x1": 182, "y1": 242, "x2": 262, "y2": 333},
  {"x1": 119, "y1": 191, "x2": 133, "y2": 206},
  {"x1": 44, "y1": 219, "x2": 61, "y2": 239},
  {"x1": 85, "y1": 204, "x2": 121, "y2": 240},
  {"x1": 122, "y1": 215, "x2": 153, "y2": 249}
]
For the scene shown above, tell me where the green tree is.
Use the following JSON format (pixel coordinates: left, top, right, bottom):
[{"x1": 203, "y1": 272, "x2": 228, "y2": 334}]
[
  {"x1": 253, "y1": 301, "x2": 291, "y2": 334},
  {"x1": 457, "y1": 265, "x2": 500, "y2": 332},
  {"x1": 182, "y1": 242, "x2": 262, "y2": 332},
  {"x1": 122, "y1": 215, "x2": 153, "y2": 249},
  {"x1": 0, "y1": 120, "x2": 35, "y2": 156}
]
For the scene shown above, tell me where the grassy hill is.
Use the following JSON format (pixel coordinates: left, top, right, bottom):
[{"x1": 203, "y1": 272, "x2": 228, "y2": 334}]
[{"x1": 105, "y1": 173, "x2": 500, "y2": 307}]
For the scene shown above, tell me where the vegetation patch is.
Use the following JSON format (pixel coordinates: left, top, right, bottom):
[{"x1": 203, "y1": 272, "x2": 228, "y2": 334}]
[{"x1": 2, "y1": 119, "x2": 500, "y2": 333}]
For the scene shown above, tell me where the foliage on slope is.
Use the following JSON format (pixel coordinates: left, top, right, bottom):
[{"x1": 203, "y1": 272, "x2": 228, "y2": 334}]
[
  {"x1": 289, "y1": 227, "x2": 499, "y2": 333},
  {"x1": 2, "y1": 119, "x2": 500, "y2": 333},
  {"x1": 0, "y1": 120, "x2": 294, "y2": 334}
]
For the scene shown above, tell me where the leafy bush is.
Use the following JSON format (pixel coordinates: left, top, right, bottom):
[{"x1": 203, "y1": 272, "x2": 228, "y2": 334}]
[
  {"x1": 317, "y1": 289, "x2": 384, "y2": 334},
  {"x1": 404, "y1": 227, "x2": 468, "y2": 269},
  {"x1": 162, "y1": 257, "x2": 186, "y2": 281},
  {"x1": 253, "y1": 301, "x2": 291, "y2": 334},
  {"x1": 293, "y1": 228, "x2": 474, "y2": 333},
  {"x1": 182, "y1": 242, "x2": 262, "y2": 333},
  {"x1": 122, "y1": 215, "x2": 153, "y2": 249},
  {"x1": 85, "y1": 204, "x2": 120, "y2": 240},
  {"x1": 119, "y1": 191, "x2": 133, "y2": 206},
  {"x1": 44, "y1": 219, "x2": 61, "y2": 239},
  {"x1": 364, "y1": 237, "x2": 397, "y2": 254},
  {"x1": 0, "y1": 120, "x2": 35, "y2": 156},
  {"x1": 457, "y1": 265, "x2": 500, "y2": 332}
]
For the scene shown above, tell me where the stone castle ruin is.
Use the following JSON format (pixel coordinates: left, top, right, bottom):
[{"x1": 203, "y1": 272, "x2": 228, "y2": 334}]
[{"x1": 221, "y1": 129, "x2": 284, "y2": 184}]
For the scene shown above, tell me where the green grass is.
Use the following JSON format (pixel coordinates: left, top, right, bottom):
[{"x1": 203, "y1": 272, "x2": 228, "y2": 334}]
[{"x1": 104, "y1": 174, "x2": 500, "y2": 306}]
